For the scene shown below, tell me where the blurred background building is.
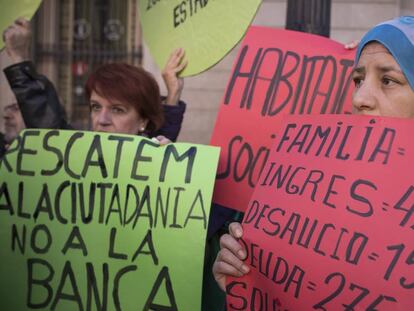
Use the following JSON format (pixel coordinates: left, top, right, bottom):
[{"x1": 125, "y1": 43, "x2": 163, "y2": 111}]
[{"x1": 1, "y1": 0, "x2": 413, "y2": 143}]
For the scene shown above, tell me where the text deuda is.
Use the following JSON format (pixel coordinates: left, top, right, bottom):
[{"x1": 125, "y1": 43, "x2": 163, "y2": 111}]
[
  {"x1": 1, "y1": 130, "x2": 196, "y2": 182},
  {"x1": 224, "y1": 45, "x2": 354, "y2": 116},
  {"x1": 227, "y1": 239, "x2": 305, "y2": 307}
]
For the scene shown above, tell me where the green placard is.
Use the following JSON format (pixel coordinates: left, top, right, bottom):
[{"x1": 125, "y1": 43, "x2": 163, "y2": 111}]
[
  {"x1": 0, "y1": 0, "x2": 42, "y2": 50},
  {"x1": 0, "y1": 129, "x2": 220, "y2": 310},
  {"x1": 139, "y1": 0, "x2": 262, "y2": 76}
]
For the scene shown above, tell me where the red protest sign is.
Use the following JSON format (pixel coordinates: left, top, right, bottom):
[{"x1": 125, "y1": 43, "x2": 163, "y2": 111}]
[
  {"x1": 226, "y1": 114, "x2": 414, "y2": 310},
  {"x1": 210, "y1": 27, "x2": 355, "y2": 212}
]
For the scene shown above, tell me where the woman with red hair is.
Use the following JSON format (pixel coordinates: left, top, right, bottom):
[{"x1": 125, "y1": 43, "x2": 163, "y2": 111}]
[{"x1": 85, "y1": 62, "x2": 164, "y2": 136}]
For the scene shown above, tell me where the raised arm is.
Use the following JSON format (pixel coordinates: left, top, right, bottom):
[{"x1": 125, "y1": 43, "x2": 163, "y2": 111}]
[
  {"x1": 3, "y1": 18, "x2": 71, "y2": 130},
  {"x1": 162, "y1": 47, "x2": 187, "y2": 106},
  {"x1": 154, "y1": 48, "x2": 188, "y2": 141}
]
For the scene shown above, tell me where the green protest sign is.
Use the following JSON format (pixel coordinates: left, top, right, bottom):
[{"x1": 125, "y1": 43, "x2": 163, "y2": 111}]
[
  {"x1": 139, "y1": 0, "x2": 262, "y2": 76},
  {"x1": 0, "y1": 129, "x2": 220, "y2": 310},
  {"x1": 0, "y1": 0, "x2": 42, "y2": 50}
]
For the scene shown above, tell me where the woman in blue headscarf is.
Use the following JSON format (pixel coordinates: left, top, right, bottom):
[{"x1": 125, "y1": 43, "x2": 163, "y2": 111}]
[
  {"x1": 212, "y1": 16, "x2": 414, "y2": 291},
  {"x1": 352, "y1": 16, "x2": 414, "y2": 117}
]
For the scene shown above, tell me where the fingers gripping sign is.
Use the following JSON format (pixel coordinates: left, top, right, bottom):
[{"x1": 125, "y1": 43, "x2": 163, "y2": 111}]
[
  {"x1": 2, "y1": 17, "x2": 31, "y2": 62},
  {"x1": 213, "y1": 222, "x2": 250, "y2": 291},
  {"x1": 151, "y1": 135, "x2": 172, "y2": 146},
  {"x1": 0, "y1": 0, "x2": 42, "y2": 50},
  {"x1": 162, "y1": 48, "x2": 188, "y2": 106}
]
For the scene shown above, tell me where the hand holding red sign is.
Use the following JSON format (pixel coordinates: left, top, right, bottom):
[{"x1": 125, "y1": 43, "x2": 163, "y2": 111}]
[{"x1": 226, "y1": 114, "x2": 414, "y2": 310}]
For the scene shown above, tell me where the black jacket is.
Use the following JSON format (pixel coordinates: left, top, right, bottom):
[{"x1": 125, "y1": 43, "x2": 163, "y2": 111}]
[{"x1": 0, "y1": 133, "x2": 6, "y2": 159}]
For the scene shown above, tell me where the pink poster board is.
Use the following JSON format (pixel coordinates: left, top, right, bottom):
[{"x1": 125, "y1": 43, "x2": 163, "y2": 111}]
[{"x1": 227, "y1": 114, "x2": 414, "y2": 310}]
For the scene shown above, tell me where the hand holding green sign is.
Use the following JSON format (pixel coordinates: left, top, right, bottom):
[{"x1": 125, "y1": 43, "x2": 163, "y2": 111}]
[
  {"x1": 139, "y1": 0, "x2": 262, "y2": 76},
  {"x1": 0, "y1": 0, "x2": 42, "y2": 50},
  {"x1": 0, "y1": 129, "x2": 220, "y2": 310}
]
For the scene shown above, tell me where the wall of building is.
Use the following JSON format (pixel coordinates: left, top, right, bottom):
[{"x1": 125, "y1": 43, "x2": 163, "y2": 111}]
[
  {"x1": 331, "y1": 0, "x2": 400, "y2": 43},
  {"x1": 401, "y1": 0, "x2": 414, "y2": 15}
]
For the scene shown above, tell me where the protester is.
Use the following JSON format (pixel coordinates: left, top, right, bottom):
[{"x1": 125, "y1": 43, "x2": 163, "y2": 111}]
[
  {"x1": 2, "y1": 18, "x2": 187, "y2": 145},
  {"x1": 212, "y1": 15, "x2": 414, "y2": 292},
  {"x1": 3, "y1": 101, "x2": 25, "y2": 147},
  {"x1": 0, "y1": 101, "x2": 25, "y2": 157}
]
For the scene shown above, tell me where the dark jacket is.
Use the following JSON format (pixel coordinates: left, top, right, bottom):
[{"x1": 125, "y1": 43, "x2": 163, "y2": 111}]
[
  {"x1": 3, "y1": 61, "x2": 186, "y2": 141},
  {"x1": 0, "y1": 133, "x2": 6, "y2": 159}
]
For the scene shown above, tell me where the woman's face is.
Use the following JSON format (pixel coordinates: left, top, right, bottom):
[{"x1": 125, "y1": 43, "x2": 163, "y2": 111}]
[
  {"x1": 90, "y1": 91, "x2": 147, "y2": 135},
  {"x1": 352, "y1": 42, "x2": 414, "y2": 118}
]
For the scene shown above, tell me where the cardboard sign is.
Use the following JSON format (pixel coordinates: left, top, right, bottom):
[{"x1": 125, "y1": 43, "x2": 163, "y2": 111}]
[
  {"x1": 138, "y1": 0, "x2": 262, "y2": 76},
  {"x1": 226, "y1": 114, "x2": 414, "y2": 310},
  {"x1": 0, "y1": 0, "x2": 42, "y2": 50},
  {"x1": 210, "y1": 27, "x2": 356, "y2": 212},
  {"x1": 0, "y1": 129, "x2": 220, "y2": 310}
]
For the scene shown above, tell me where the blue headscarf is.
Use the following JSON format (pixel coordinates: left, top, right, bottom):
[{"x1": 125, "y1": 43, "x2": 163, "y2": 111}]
[{"x1": 355, "y1": 16, "x2": 414, "y2": 91}]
